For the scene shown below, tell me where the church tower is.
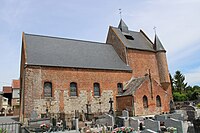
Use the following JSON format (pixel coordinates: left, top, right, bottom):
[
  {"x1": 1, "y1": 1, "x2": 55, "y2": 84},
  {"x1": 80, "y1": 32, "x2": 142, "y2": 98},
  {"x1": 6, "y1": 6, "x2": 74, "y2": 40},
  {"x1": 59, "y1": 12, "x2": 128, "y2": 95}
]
[{"x1": 154, "y1": 35, "x2": 170, "y2": 90}]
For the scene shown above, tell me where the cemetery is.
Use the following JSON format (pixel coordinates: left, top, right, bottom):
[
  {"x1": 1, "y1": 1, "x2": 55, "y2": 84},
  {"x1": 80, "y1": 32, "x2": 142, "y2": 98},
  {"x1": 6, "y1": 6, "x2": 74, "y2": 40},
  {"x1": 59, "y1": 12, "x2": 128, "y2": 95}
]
[{"x1": 19, "y1": 98, "x2": 200, "y2": 133}]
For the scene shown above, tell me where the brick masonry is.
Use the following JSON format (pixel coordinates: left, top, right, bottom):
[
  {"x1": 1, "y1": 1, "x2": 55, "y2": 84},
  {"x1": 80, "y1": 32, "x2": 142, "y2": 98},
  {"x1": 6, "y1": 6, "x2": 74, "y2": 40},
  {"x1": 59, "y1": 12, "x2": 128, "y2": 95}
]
[
  {"x1": 21, "y1": 66, "x2": 132, "y2": 122},
  {"x1": 20, "y1": 24, "x2": 172, "y2": 123}
]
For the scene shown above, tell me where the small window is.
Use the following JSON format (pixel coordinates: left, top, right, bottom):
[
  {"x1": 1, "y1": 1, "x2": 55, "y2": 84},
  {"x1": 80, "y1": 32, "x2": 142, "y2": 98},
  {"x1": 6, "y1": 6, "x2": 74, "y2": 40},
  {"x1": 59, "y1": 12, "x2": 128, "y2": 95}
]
[
  {"x1": 156, "y1": 95, "x2": 161, "y2": 107},
  {"x1": 143, "y1": 95, "x2": 148, "y2": 108},
  {"x1": 94, "y1": 83, "x2": 100, "y2": 96},
  {"x1": 44, "y1": 82, "x2": 52, "y2": 97},
  {"x1": 70, "y1": 82, "x2": 77, "y2": 96},
  {"x1": 124, "y1": 35, "x2": 134, "y2": 40},
  {"x1": 117, "y1": 83, "x2": 123, "y2": 95}
]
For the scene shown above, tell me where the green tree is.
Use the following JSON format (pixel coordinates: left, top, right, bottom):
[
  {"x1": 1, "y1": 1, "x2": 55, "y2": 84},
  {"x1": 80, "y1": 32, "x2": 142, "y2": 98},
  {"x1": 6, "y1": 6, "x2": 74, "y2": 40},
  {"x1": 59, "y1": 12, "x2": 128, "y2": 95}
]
[
  {"x1": 169, "y1": 73, "x2": 175, "y2": 91},
  {"x1": 174, "y1": 70, "x2": 187, "y2": 93}
]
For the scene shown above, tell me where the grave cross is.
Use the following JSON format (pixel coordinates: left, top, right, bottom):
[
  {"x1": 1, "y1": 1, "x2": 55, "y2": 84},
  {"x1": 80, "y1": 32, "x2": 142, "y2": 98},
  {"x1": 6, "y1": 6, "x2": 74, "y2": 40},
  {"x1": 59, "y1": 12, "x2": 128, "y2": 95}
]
[{"x1": 109, "y1": 98, "x2": 114, "y2": 115}]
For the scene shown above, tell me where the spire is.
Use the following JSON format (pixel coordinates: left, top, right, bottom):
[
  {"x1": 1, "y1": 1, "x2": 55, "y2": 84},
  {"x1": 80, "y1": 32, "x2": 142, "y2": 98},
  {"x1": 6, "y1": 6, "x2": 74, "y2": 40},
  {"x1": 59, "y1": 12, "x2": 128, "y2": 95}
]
[
  {"x1": 118, "y1": 19, "x2": 129, "y2": 33},
  {"x1": 154, "y1": 34, "x2": 166, "y2": 52}
]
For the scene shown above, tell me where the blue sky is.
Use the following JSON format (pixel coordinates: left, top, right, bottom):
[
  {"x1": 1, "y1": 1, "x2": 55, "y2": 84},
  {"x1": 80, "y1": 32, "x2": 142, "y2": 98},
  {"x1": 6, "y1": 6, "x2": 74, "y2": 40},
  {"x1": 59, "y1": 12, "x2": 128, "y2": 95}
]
[{"x1": 0, "y1": 0, "x2": 200, "y2": 89}]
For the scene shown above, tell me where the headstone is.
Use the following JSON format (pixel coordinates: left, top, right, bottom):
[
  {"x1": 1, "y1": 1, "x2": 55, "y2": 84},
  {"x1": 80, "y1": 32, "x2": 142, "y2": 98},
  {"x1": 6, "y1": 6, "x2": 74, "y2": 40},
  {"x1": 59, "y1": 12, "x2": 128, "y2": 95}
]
[
  {"x1": 143, "y1": 129, "x2": 158, "y2": 133},
  {"x1": 187, "y1": 110, "x2": 197, "y2": 121},
  {"x1": 122, "y1": 110, "x2": 129, "y2": 118},
  {"x1": 170, "y1": 100, "x2": 175, "y2": 113},
  {"x1": 155, "y1": 114, "x2": 167, "y2": 123},
  {"x1": 129, "y1": 118, "x2": 139, "y2": 131},
  {"x1": 75, "y1": 118, "x2": 79, "y2": 131},
  {"x1": 95, "y1": 114, "x2": 114, "y2": 127},
  {"x1": 168, "y1": 113, "x2": 184, "y2": 121},
  {"x1": 164, "y1": 118, "x2": 183, "y2": 133},
  {"x1": 71, "y1": 118, "x2": 76, "y2": 130},
  {"x1": 174, "y1": 110, "x2": 188, "y2": 120},
  {"x1": 193, "y1": 118, "x2": 200, "y2": 133},
  {"x1": 144, "y1": 119, "x2": 160, "y2": 132},
  {"x1": 86, "y1": 102, "x2": 92, "y2": 120},
  {"x1": 115, "y1": 117, "x2": 124, "y2": 127},
  {"x1": 30, "y1": 110, "x2": 38, "y2": 120}
]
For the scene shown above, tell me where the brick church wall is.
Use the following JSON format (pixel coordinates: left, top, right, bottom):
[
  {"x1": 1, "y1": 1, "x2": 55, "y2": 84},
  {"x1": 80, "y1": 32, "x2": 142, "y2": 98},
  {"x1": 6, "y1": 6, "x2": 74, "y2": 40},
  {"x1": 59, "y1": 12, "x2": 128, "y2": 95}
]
[
  {"x1": 134, "y1": 79, "x2": 170, "y2": 116},
  {"x1": 23, "y1": 66, "x2": 132, "y2": 121},
  {"x1": 127, "y1": 49, "x2": 160, "y2": 82}
]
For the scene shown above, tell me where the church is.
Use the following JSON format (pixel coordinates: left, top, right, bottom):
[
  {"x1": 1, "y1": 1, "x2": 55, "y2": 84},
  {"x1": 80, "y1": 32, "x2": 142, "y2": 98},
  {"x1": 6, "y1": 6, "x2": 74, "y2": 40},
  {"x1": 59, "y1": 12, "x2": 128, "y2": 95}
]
[{"x1": 19, "y1": 19, "x2": 172, "y2": 123}]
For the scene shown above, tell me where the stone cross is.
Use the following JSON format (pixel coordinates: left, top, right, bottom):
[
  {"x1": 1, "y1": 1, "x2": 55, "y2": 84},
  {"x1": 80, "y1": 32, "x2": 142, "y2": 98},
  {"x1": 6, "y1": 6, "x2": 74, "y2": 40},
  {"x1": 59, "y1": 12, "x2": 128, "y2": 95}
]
[{"x1": 109, "y1": 98, "x2": 114, "y2": 115}]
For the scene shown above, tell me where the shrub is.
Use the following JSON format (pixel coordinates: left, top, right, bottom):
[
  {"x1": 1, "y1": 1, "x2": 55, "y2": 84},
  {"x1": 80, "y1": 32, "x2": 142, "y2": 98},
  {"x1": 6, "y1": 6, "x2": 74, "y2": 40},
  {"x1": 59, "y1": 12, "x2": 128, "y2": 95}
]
[{"x1": 173, "y1": 92, "x2": 187, "y2": 101}]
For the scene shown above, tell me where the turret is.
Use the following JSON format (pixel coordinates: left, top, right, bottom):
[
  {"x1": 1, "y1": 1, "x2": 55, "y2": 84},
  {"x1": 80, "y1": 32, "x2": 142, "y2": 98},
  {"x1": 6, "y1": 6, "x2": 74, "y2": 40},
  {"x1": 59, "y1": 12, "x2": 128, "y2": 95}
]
[{"x1": 154, "y1": 35, "x2": 170, "y2": 90}]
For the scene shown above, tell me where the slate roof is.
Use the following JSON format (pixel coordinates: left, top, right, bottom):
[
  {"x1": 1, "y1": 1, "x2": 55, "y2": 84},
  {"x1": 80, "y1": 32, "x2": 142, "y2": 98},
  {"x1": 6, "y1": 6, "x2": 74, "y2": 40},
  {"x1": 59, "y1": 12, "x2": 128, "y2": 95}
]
[
  {"x1": 122, "y1": 76, "x2": 148, "y2": 96},
  {"x1": 112, "y1": 27, "x2": 155, "y2": 52},
  {"x1": 24, "y1": 33, "x2": 132, "y2": 71},
  {"x1": 154, "y1": 34, "x2": 166, "y2": 52},
  {"x1": 118, "y1": 19, "x2": 129, "y2": 33}
]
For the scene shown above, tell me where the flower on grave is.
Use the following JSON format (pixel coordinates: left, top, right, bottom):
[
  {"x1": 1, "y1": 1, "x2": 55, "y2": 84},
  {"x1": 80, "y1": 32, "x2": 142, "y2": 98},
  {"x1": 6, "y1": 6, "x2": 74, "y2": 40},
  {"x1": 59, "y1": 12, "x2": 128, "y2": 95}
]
[{"x1": 112, "y1": 127, "x2": 135, "y2": 133}]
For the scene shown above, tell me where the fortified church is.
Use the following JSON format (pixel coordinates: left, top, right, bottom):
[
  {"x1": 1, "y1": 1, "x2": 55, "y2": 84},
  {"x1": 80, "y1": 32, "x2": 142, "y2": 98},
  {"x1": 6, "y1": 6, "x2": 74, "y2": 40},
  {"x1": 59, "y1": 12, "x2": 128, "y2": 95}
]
[{"x1": 20, "y1": 19, "x2": 172, "y2": 123}]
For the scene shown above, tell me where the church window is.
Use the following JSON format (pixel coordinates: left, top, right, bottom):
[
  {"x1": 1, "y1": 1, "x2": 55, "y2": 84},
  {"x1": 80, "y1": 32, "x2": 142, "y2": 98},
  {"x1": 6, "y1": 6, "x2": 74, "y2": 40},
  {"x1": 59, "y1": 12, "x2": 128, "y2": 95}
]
[
  {"x1": 44, "y1": 82, "x2": 52, "y2": 97},
  {"x1": 70, "y1": 82, "x2": 77, "y2": 96},
  {"x1": 143, "y1": 95, "x2": 148, "y2": 108},
  {"x1": 117, "y1": 83, "x2": 123, "y2": 95},
  {"x1": 94, "y1": 83, "x2": 100, "y2": 96},
  {"x1": 156, "y1": 95, "x2": 161, "y2": 107}
]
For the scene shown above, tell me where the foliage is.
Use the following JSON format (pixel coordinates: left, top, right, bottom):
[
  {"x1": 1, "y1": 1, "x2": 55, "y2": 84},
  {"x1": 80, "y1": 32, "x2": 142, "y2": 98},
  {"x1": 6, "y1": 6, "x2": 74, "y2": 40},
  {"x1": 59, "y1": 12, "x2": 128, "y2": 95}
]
[
  {"x1": 171, "y1": 70, "x2": 200, "y2": 102},
  {"x1": 0, "y1": 128, "x2": 8, "y2": 133},
  {"x1": 173, "y1": 92, "x2": 187, "y2": 101},
  {"x1": 197, "y1": 103, "x2": 200, "y2": 109},
  {"x1": 173, "y1": 70, "x2": 187, "y2": 93}
]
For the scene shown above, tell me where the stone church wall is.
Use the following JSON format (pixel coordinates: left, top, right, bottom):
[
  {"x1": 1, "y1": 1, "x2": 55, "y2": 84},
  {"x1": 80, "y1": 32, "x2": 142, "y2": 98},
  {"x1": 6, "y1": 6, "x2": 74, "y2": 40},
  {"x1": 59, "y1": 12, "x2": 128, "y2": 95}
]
[{"x1": 22, "y1": 66, "x2": 132, "y2": 121}]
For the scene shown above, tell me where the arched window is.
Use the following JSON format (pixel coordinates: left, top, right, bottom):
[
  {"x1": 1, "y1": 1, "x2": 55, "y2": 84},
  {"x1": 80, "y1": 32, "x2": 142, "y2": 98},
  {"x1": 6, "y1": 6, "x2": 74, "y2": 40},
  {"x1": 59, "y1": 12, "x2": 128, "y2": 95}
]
[
  {"x1": 94, "y1": 83, "x2": 100, "y2": 96},
  {"x1": 70, "y1": 82, "x2": 77, "y2": 96},
  {"x1": 143, "y1": 95, "x2": 148, "y2": 108},
  {"x1": 117, "y1": 83, "x2": 123, "y2": 95},
  {"x1": 156, "y1": 95, "x2": 161, "y2": 107},
  {"x1": 44, "y1": 82, "x2": 52, "y2": 97}
]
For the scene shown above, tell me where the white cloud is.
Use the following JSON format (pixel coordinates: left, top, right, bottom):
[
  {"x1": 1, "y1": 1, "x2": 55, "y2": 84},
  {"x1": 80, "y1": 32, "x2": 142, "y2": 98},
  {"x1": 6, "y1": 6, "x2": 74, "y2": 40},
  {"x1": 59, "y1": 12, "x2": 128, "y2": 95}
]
[{"x1": 185, "y1": 67, "x2": 200, "y2": 85}]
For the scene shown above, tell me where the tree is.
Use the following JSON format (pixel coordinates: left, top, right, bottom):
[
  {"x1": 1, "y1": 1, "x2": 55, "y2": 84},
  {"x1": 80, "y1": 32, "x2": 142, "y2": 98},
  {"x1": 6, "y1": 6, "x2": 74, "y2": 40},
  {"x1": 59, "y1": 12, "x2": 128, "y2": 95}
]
[
  {"x1": 173, "y1": 70, "x2": 187, "y2": 93},
  {"x1": 169, "y1": 73, "x2": 175, "y2": 91}
]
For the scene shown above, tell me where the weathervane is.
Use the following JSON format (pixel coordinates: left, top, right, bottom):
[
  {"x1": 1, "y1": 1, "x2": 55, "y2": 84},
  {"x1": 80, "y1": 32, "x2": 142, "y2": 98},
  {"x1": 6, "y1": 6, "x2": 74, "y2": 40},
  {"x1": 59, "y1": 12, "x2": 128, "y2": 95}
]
[
  {"x1": 153, "y1": 26, "x2": 157, "y2": 35},
  {"x1": 119, "y1": 8, "x2": 122, "y2": 19}
]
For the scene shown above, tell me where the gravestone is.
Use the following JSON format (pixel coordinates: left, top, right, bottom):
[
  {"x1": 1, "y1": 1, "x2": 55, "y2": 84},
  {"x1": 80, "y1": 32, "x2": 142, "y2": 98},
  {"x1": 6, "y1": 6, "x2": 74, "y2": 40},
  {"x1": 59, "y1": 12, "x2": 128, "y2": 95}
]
[
  {"x1": 155, "y1": 114, "x2": 167, "y2": 123},
  {"x1": 129, "y1": 118, "x2": 139, "y2": 131},
  {"x1": 168, "y1": 113, "x2": 184, "y2": 121},
  {"x1": 174, "y1": 110, "x2": 188, "y2": 120},
  {"x1": 30, "y1": 110, "x2": 38, "y2": 120},
  {"x1": 144, "y1": 119, "x2": 160, "y2": 132},
  {"x1": 115, "y1": 117, "x2": 124, "y2": 127},
  {"x1": 193, "y1": 118, "x2": 200, "y2": 133},
  {"x1": 187, "y1": 110, "x2": 197, "y2": 121},
  {"x1": 165, "y1": 118, "x2": 183, "y2": 133},
  {"x1": 71, "y1": 118, "x2": 78, "y2": 130},
  {"x1": 86, "y1": 102, "x2": 92, "y2": 121},
  {"x1": 95, "y1": 114, "x2": 114, "y2": 127},
  {"x1": 170, "y1": 100, "x2": 175, "y2": 113},
  {"x1": 122, "y1": 110, "x2": 129, "y2": 118},
  {"x1": 143, "y1": 129, "x2": 157, "y2": 133}
]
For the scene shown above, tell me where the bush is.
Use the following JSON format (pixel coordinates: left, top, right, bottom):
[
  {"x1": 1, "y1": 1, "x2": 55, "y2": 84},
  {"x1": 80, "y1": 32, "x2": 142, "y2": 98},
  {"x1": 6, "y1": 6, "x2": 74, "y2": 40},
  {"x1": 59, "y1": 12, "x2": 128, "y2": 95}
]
[
  {"x1": 173, "y1": 92, "x2": 187, "y2": 101},
  {"x1": 197, "y1": 103, "x2": 200, "y2": 109}
]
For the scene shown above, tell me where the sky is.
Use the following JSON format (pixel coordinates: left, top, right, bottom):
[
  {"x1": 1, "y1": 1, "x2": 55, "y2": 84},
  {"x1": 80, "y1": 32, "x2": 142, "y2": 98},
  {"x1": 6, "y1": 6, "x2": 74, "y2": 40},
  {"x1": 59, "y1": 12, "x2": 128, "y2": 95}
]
[{"x1": 0, "y1": 0, "x2": 200, "y2": 90}]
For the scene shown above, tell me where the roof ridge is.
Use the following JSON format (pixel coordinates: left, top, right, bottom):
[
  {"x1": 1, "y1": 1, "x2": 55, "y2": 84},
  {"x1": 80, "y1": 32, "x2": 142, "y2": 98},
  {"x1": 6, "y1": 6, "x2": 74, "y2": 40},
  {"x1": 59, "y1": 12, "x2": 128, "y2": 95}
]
[{"x1": 24, "y1": 33, "x2": 109, "y2": 46}]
